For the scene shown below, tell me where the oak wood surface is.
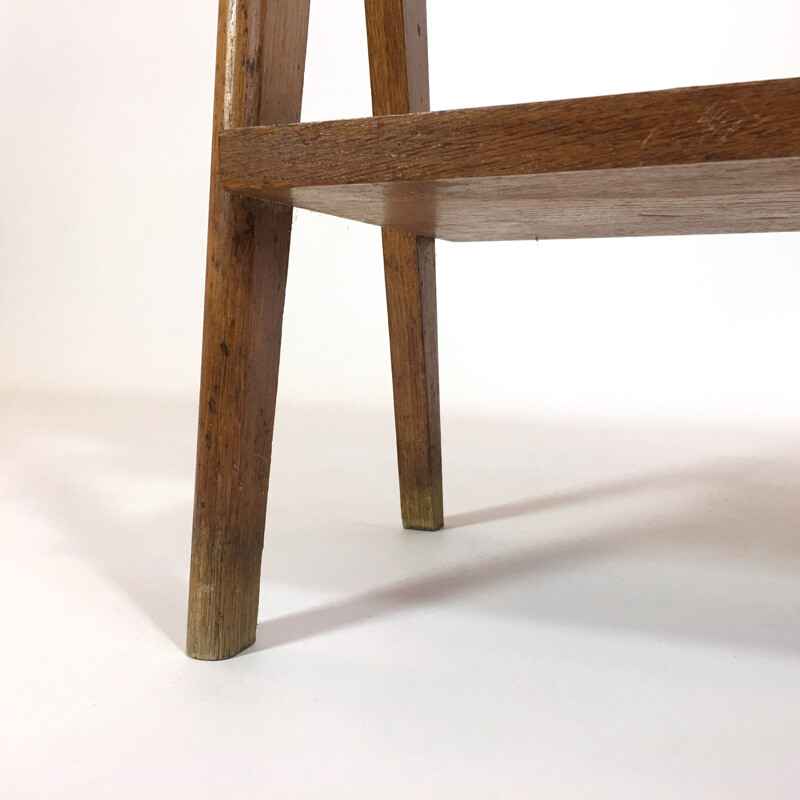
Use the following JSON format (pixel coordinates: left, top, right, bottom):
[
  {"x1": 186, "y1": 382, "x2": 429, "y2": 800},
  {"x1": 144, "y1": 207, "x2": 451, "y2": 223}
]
[
  {"x1": 246, "y1": 158, "x2": 800, "y2": 241},
  {"x1": 219, "y1": 77, "x2": 800, "y2": 241},
  {"x1": 366, "y1": 0, "x2": 443, "y2": 530},
  {"x1": 366, "y1": 0, "x2": 430, "y2": 115},
  {"x1": 186, "y1": 0, "x2": 310, "y2": 661}
]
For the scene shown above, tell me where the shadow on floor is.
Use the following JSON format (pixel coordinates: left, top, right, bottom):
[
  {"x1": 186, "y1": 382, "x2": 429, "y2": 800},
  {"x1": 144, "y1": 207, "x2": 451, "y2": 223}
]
[
  {"x1": 255, "y1": 457, "x2": 800, "y2": 654},
  {"x1": 2, "y1": 392, "x2": 799, "y2": 658}
]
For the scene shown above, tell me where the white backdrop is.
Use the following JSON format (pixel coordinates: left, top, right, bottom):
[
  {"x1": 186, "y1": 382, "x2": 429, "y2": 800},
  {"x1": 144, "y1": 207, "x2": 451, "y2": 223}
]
[{"x1": 1, "y1": 0, "x2": 799, "y2": 419}]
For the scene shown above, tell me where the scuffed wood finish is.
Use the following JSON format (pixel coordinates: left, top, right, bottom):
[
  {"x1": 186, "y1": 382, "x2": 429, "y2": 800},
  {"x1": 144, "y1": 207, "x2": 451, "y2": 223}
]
[
  {"x1": 366, "y1": 0, "x2": 443, "y2": 530},
  {"x1": 187, "y1": 0, "x2": 310, "y2": 661},
  {"x1": 218, "y1": 77, "x2": 800, "y2": 240}
]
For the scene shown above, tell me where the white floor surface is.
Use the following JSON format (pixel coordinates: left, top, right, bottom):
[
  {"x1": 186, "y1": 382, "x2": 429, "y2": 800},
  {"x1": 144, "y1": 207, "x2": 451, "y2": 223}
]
[{"x1": 1, "y1": 393, "x2": 799, "y2": 798}]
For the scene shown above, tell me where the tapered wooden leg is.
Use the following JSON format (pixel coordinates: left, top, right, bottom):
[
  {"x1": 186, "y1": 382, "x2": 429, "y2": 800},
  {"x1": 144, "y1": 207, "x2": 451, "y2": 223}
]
[
  {"x1": 187, "y1": 0, "x2": 310, "y2": 660},
  {"x1": 365, "y1": 0, "x2": 443, "y2": 531},
  {"x1": 382, "y1": 228, "x2": 443, "y2": 529}
]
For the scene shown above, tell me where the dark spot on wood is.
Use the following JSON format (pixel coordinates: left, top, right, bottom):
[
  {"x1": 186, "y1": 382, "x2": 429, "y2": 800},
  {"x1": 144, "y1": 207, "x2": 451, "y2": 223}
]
[
  {"x1": 199, "y1": 501, "x2": 205, "y2": 509},
  {"x1": 208, "y1": 398, "x2": 217, "y2": 412},
  {"x1": 232, "y1": 226, "x2": 252, "y2": 257},
  {"x1": 219, "y1": 342, "x2": 229, "y2": 357},
  {"x1": 205, "y1": 433, "x2": 212, "y2": 450},
  {"x1": 417, "y1": 23, "x2": 421, "y2": 36}
]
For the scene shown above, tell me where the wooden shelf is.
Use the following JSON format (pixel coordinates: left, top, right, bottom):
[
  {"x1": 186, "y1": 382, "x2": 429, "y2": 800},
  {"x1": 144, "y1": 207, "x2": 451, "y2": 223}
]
[{"x1": 218, "y1": 78, "x2": 800, "y2": 241}]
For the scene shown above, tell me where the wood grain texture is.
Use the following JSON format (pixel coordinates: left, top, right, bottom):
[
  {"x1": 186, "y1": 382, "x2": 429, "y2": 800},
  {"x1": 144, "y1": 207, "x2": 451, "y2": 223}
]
[
  {"x1": 365, "y1": 0, "x2": 429, "y2": 115},
  {"x1": 218, "y1": 77, "x2": 800, "y2": 240},
  {"x1": 366, "y1": 0, "x2": 443, "y2": 530},
  {"x1": 187, "y1": 0, "x2": 309, "y2": 661},
  {"x1": 381, "y1": 229, "x2": 443, "y2": 528},
  {"x1": 236, "y1": 158, "x2": 800, "y2": 240}
]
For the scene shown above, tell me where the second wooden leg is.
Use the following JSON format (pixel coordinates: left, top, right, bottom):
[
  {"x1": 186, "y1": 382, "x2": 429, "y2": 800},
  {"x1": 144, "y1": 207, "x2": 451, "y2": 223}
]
[
  {"x1": 365, "y1": 0, "x2": 442, "y2": 530},
  {"x1": 383, "y1": 228, "x2": 443, "y2": 530}
]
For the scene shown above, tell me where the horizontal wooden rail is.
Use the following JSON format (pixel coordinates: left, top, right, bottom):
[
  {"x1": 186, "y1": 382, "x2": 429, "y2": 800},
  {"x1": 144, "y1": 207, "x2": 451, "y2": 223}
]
[{"x1": 216, "y1": 78, "x2": 800, "y2": 241}]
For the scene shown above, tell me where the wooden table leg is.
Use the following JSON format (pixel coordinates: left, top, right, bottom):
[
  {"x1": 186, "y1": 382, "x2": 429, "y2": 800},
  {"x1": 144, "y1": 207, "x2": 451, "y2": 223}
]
[
  {"x1": 187, "y1": 0, "x2": 310, "y2": 660},
  {"x1": 365, "y1": 0, "x2": 443, "y2": 531}
]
